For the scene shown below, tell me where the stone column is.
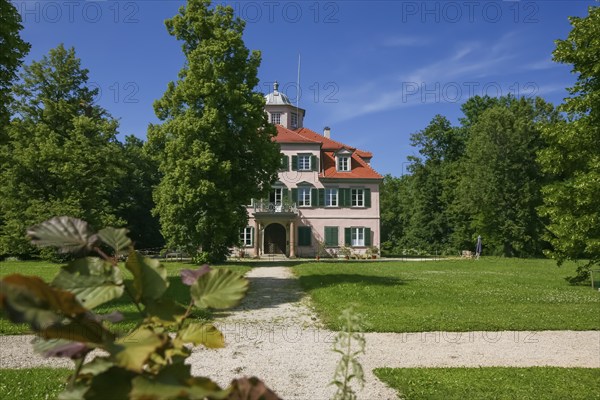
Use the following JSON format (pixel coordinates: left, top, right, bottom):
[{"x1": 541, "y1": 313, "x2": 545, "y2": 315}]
[
  {"x1": 254, "y1": 220, "x2": 260, "y2": 257},
  {"x1": 289, "y1": 220, "x2": 296, "y2": 258}
]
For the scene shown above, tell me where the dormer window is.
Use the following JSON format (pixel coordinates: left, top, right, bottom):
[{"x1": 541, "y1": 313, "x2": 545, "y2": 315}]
[
  {"x1": 338, "y1": 156, "x2": 350, "y2": 172},
  {"x1": 291, "y1": 112, "x2": 298, "y2": 128},
  {"x1": 271, "y1": 112, "x2": 281, "y2": 124},
  {"x1": 336, "y1": 148, "x2": 353, "y2": 172}
]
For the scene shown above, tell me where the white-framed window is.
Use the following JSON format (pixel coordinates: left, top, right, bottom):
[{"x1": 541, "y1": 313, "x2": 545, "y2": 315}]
[
  {"x1": 269, "y1": 188, "x2": 283, "y2": 204},
  {"x1": 240, "y1": 227, "x2": 253, "y2": 247},
  {"x1": 298, "y1": 154, "x2": 311, "y2": 171},
  {"x1": 271, "y1": 112, "x2": 281, "y2": 124},
  {"x1": 338, "y1": 156, "x2": 350, "y2": 172},
  {"x1": 291, "y1": 112, "x2": 298, "y2": 128},
  {"x1": 298, "y1": 187, "x2": 311, "y2": 207},
  {"x1": 325, "y1": 188, "x2": 338, "y2": 207},
  {"x1": 351, "y1": 227, "x2": 365, "y2": 247},
  {"x1": 351, "y1": 188, "x2": 364, "y2": 207}
]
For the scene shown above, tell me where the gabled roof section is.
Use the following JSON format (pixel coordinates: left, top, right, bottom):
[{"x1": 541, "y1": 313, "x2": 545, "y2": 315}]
[
  {"x1": 273, "y1": 125, "x2": 320, "y2": 144},
  {"x1": 321, "y1": 151, "x2": 382, "y2": 179},
  {"x1": 295, "y1": 127, "x2": 373, "y2": 158}
]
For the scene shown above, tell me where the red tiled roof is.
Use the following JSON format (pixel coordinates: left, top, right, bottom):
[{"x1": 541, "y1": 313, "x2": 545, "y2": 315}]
[
  {"x1": 295, "y1": 128, "x2": 373, "y2": 158},
  {"x1": 321, "y1": 151, "x2": 382, "y2": 179},
  {"x1": 273, "y1": 125, "x2": 320, "y2": 144},
  {"x1": 275, "y1": 127, "x2": 381, "y2": 180}
]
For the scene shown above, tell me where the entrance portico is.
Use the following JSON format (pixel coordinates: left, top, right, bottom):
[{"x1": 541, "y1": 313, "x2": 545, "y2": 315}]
[{"x1": 252, "y1": 200, "x2": 298, "y2": 258}]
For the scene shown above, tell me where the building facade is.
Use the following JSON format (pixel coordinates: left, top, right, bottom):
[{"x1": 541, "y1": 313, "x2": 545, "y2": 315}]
[{"x1": 240, "y1": 82, "x2": 382, "y2": 258}]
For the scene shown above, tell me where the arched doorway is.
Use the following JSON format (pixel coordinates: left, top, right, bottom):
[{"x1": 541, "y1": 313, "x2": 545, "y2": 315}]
[{"x1": 263, "y1": 223, "x2": 286, "y2": 255}]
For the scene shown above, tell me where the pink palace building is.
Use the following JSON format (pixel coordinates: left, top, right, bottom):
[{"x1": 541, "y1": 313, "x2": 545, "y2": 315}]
[{"x1": 240, "y1": 82, "x2": 382, "y2": 258}]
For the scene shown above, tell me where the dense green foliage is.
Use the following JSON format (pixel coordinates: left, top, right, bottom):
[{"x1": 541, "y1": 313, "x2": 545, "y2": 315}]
[
  {"x1": 0, "y1": 0, "x2": 30, "y2": 134},
  {"x1": 0, "y1": 216, "x2": 277, "y2": 399},
  {"x1": 374, "y1": 367, "x2": 600, "y2": 400},
  {"x1": 381, "y1": 7, "x2": 599, "y2": 279},
  {"x1": 382, "y1": 96, "x2": 556, "y2": 257},
  {"x1": 0, "y1": 368, "x2": 70, "y2": 400},
  {"x1": 293, "y1": 259, "x2": 600, "y2": 332},
  {"x1": 148, "y1": 0, "x2": 280, "y2": 262},
  {"x1": 0, "y1": 45, "x2": 124, "y2": 257},
  {"x1": 0, "y1": 45, "x2": 163, "y2": 258},
  {"x1": 538, "y1": 6, "x2": 600, "y2": 282}
]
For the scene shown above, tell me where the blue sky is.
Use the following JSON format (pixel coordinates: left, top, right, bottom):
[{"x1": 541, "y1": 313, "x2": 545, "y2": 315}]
[{"x1": 14, "y1": 0, "x2": 596, "y2": 176}]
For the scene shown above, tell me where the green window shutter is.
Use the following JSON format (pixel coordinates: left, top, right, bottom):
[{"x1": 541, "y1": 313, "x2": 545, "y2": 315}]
[
  {"x1": 318, "y1": 189, "x2": 325, "y2": 206},
  {"x1": 365, "y1": 188, "x2": 371, "y2": 208},
  {"x1": 340, "y1": 188, "x2": 351, "y2": 207},
  {"x1": 291, "y1": 155, "x2": 298, "y2": 171},
  {"x1": 325, "y1": 226, "x2": 338, "y2": 246},
  {"x1": 311, "y1": 155, "x2": 319, "y2": 171},
  {"x1": 311, "y1": 188, "x2": 318, "y2": 207},
  {"x1": 280, "y1": 155, "x2": 289, "y2": 171},
  {"x1": 291, "y1": 188, "x2": 298, "y2": 203},
  {"x1": 344, "y1": 228, "x2": 351, "y2": 246},
  {"x1": 250, "y1": 227, "x2": 254, "y2": 247},
  {"x1": 282, "y1": 188, "x2": 289, "y2": 200},
  {"x1": 298, "y1": 226, "x2": 311, "y2": 246},
  {"x1": 365, "y1": 228, "x2": 371, "y2": 246}
]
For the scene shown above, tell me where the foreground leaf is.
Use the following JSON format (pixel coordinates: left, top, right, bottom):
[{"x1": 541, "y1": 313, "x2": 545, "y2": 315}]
[
  {"x1": 33, "y1": 338, "x2": 90, "y2": 359},
  {"x1": 98, "y1": 227, "x2": 132, "y2": 254},
  {"x1": 0, "y1": 274, "x2": 87, "y2": 330},
  {"x1": 181, "y1": 265, "x2": 212, "y2": 286},
  {"x1": 144, "y1": 298, "x2": 186, "y2": 324},
  {"x1": 191, "y1": 269, "x2": 248, "y2": 309},
  {"x1": 227, "y1": 377, "x2": 281, "y2": 400},
  {"x1": 130, "y1": 363, "x2": 229, "y2": 400},
  {"x1": 125, "y1": 250, "x2": 168, "y2": 302},
  {"x1": 109, "y1": 327, "x2": 167, "y2": 372},
  {"x1": 178, "y1": 323, "x2": 224, "y2": 349},
  {"x1": 52, "y1": 257, "x2": 124, "y2": 309},
  {"x1": 82, "y1": 366, "x2": 134, "y2": 400},
  {"x1": 27, "y1": 216, "x2": 97, "y2": 253}
]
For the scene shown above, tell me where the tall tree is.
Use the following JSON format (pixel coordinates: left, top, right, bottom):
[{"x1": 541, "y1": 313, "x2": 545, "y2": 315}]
[
  {"x1": 538, "y1": 6, "x2": 600, "y2": 282},
  {"x1": 0, "y1": 45, "x2": 125, "y2": 257},
  {"x1": 404, "y1": 115, "x2": 465, "y2": 254},
  {"x1": 113, "y1": 136, "x2": 164, "y2": 250},
  {"x1": 0, "y1": 0, "x2": 30, "y2": 135},
  {"x1": 455, "y1": 97, "x2": 556, "y2": 257},
  {"x1": 380, "y1": 174, "x2": 413, "y2": 254},
  {"x1": 148, "y1": 0, "x2": 280, "y2": 261}
]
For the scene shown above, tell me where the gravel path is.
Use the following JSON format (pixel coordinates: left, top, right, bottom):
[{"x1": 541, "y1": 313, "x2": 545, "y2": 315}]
[{"x1": 1, "y1": 266, "x2": 599, "y2": 400}]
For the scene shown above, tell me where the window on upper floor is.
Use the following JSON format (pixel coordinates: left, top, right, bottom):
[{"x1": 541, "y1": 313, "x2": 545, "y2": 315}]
[
  {"x1": 325, "y1": 188, "x2": 338, "y2": 207},
  {"x1": 271, "y1": 112, "x2": 281, "y2": 124},
  {"x1": 351, "y1": 188, "x2": 364, "y2": 207},
  {"x1": 298, "y1": 154, "x2": 311, "y2": 171},
  {"x1": 298, "y1": 187, "x2": 311, "y2": 207},
  {"x1": 291, "y1": 112, "x2": 298, "y2": 128},
  {"x1": 338, "y1": 156, "x2": 351, "y2": 172}
]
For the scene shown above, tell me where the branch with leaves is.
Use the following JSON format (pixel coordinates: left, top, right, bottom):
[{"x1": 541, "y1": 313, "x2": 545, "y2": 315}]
[{"x1": 0, "y1": 216, "x2": 280, "y2": 400}]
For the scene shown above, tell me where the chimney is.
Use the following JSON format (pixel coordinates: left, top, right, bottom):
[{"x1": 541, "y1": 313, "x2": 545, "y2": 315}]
[{"x1": 323, "y1": 126, "x2": 331, "y2": 139}]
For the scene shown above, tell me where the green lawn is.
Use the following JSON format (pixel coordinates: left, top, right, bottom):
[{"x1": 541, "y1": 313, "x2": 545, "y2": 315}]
[
  {"x1": 0, "y1": 368, "x2": 70, "y2": 400},
  {"x1": 293, "y1": 258, "x2": 600, "y2": 332},
  {"x1": 0, "y1": 260, "x2": 252, "y2": 335},
  {"x1": 374, "y1": 367, "x2": 600, "y2": 400}
]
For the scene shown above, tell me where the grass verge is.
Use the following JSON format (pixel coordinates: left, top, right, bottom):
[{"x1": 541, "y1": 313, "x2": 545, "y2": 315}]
[
  {"x1": 0, "y1": 260, "x2": 252, "y2": 335},
  {"x1": 374, "y1": 367, "x2": 600, "y2": 400},
  {"x1": 293, "y1": 258, "x2": 600, "y2": 332},
  {"x1": 0, "y1": 368, "x2": 70, "y2": 399}
]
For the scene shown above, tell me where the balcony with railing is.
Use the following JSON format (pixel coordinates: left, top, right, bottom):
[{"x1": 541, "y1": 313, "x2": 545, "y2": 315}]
[{"x1": 252, "y1": 199, "x2": 298, "y2": 215}]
